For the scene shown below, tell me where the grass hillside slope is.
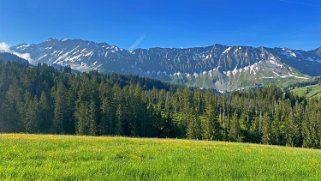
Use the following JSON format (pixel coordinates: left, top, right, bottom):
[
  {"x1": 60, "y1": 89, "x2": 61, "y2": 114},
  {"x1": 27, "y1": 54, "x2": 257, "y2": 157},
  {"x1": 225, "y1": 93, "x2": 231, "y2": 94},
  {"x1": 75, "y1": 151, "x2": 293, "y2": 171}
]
[
  {"x1": 291, "y1": 84, "x2": 321, "y2": 99},
  {"x1": 0, "y1": 134, "x2": 321, "y2": 180}
]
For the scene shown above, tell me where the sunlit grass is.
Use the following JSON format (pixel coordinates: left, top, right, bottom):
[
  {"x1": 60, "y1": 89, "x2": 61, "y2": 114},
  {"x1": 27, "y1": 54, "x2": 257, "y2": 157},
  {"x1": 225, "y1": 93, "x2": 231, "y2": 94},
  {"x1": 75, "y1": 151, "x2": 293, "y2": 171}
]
[
  {"x1": 291, "y1": 84, "x2": 321, "y2": 99},
  {"x1": 0, "y1": 134, "x2": 321, "y2": 180}
]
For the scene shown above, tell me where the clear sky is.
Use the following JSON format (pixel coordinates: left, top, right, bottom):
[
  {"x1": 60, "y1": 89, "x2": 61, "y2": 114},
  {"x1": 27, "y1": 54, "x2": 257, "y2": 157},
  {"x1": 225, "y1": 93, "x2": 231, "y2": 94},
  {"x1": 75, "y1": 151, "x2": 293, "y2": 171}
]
[{"x1": 0, "y1": 0, "x2": 321, "y2": 50}]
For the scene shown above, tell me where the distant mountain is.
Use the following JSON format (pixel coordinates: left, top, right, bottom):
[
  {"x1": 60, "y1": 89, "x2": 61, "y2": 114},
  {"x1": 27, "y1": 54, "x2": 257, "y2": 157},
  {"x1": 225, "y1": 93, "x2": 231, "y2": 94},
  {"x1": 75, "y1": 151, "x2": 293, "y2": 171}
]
[
  {"x1": 313, "y1": 47, "x2": 321, "y2": 57},
  {"x1": 12, "y1": 38, "x2": 321, "y2": 91},
  {"x1": 0, "y1": 52, "x2": 29, "y2": 65}
]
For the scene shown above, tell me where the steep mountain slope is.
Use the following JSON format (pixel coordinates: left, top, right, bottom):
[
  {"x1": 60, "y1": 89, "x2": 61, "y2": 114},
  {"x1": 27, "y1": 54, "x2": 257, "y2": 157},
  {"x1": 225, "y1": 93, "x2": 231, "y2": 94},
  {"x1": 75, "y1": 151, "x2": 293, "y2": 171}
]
[
  {"x1": 12, "y1": 38, "x2": 321, "y2": 91},
  {"x1": 0, "y1": 52, "x2": 29, "y2": 65}
]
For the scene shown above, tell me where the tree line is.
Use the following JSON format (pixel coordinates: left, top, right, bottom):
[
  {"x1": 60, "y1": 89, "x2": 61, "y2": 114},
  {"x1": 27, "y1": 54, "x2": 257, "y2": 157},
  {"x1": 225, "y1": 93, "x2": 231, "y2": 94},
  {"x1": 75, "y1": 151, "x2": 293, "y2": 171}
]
[{"x1": 0, "y1": 62, "x2": 320, "y2": 148}]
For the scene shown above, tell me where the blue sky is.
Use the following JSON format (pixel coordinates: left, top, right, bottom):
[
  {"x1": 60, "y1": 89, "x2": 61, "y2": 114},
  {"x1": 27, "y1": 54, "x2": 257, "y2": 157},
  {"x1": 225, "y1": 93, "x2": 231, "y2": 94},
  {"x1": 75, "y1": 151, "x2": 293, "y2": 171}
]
[{"x1": 0, "y1": 0, "x2": 321, "y2": 50}]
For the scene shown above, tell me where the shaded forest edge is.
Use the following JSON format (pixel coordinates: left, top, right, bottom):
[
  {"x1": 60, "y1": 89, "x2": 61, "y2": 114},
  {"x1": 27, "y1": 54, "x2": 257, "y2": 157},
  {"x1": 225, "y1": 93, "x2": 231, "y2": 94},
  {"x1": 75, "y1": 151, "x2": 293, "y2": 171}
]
[{"x1": 0, "y1": 62, "x2": 320, "y2": 148}]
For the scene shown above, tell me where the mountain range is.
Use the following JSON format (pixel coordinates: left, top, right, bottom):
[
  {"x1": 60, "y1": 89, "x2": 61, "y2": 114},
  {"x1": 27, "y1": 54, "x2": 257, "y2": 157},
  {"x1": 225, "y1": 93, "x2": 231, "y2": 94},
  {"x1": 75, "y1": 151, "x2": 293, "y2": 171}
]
[{"x1": 11, "y1": 38, "x2": 321, "y2": 92}]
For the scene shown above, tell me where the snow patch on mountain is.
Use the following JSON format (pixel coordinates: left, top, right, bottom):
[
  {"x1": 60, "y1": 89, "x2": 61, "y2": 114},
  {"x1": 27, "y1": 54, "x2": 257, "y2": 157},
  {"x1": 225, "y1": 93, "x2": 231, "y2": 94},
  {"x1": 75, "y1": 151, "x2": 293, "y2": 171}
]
[
  {"x1": 281, "y1": 48, "x2": 296, "y2": 58},
  {"x1": 222, "y1": 47, "x2": 231, "y2": 54},
  {"x1": 16, "y1": 44, "x2": 31, "y2": 50}
]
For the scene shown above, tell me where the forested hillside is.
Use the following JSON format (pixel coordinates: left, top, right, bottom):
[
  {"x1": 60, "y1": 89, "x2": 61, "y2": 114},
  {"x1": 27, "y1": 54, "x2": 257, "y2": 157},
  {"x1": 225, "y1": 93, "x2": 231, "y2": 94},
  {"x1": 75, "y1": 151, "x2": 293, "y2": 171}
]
[{"x1": 0, "y1": 62, "x2": 320, "y2": 148}]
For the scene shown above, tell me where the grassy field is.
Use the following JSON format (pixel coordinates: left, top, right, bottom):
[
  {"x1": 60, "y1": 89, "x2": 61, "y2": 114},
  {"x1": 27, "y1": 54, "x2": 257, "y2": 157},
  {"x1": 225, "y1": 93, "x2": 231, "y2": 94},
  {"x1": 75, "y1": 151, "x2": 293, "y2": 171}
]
[
  {"x1": 1, "y1": 134, "x2": 321, "y2": 180},
  {"x1": 291, "y1": 84, "x2": 321, "y2": 99}
]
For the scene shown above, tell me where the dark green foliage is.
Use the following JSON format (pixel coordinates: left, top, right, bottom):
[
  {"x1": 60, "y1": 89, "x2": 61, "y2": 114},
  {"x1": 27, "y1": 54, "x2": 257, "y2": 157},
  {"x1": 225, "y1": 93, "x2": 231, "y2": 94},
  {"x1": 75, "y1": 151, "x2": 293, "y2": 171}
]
[{"x1": 0, "y1": 63, "x2": 321, "y2": 148}]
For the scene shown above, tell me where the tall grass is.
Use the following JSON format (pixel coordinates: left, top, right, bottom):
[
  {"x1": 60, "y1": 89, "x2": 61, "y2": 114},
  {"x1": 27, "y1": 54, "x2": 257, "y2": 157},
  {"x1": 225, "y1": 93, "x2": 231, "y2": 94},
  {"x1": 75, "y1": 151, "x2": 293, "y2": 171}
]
[{"x1": 0, "y1": 134, "x2": 321, "y2": 180}]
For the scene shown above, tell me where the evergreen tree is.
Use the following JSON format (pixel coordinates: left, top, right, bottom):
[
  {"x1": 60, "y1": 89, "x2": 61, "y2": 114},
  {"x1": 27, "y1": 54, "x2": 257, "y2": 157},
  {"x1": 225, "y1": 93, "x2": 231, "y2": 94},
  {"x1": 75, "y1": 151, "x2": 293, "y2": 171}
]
[
  {"x1": 285, "y1": 109, "x2": 297, "y2": 147},
  {"x1": 38, "y1": 91, "x2": 52, "y2": 132},
  {"x1": 52, "y1": 80, "x2": 67, "y2": 133},
  {"x1": 229, "y1": 112, "x2": 241, "y2": 142},
  {"x1": 261, "y1": 113, "x2": 271, "y2": 144}
]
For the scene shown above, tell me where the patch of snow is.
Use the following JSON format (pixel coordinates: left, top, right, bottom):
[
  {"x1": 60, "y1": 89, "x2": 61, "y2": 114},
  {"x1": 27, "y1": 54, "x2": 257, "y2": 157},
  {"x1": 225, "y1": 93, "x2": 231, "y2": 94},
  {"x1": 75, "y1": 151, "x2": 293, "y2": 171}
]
[
  {"x1": 173, "y1": 72, "x2": 183, "y2": 76},
  {"x1": 72, "y1": 50, "x2": 80, "y2": 55},
  {"x1": 249, "y1": 63, "x2": 257, "y2": 75},
  {"x1": 54, "y1": 52, "x2": 71, "y2": 63},
  {"x1": 272, "y1": 71, "x2": 279, "y2": 76},
  {"x1": 84, "y1": 51, "x2": 93, "y2": 57},
  {"x1": 269, "y1": 59, "x2": 283, "y2": 67},
  {"x1": 232, "y1": 66, "x2": 238, "y2": 76},
  {"x1": 218, "y1": 89, "x2": 224, "y2": 94},
  {"x1": 44, "y1": 47, "x2": 53, "y2": 50},
  {"x1": 281, "y1": 48, "x2": 296, "y2": 58},
  {"x1": 193, "y1": 73, "x2": 199, "y2": 78},
  {"x1": 68, "y1": 46, "x2": 80, "y2": 54},
  {"x1": 222, "y1": 47, "x2": 231, "y2": 54},
  {"x1": 235, "y1": 47, "x2": 242, "y2": 53},
  {"x1": 65, "y1": 54, "x2": 82, "y2": 62},
  {"x1": 16, "y1": 44, "x2": 31, "y2": 50},
  {"x1": 38, "y1": 54, "x2": 48, "y2": 60},
  {"x1": 226, "y1": 71, "x2": 232, "y2": 77},
  {"x1": 57, "y1": 51, "x2": 64, "y2": 56}
]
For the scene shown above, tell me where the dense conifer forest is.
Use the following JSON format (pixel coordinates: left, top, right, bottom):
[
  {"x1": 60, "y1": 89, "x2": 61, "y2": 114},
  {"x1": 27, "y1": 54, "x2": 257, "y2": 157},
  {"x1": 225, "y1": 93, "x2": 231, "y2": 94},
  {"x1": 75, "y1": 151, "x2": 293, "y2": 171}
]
[{"x1": 0, "y1": 62, "x2": 320, "y2": 148}]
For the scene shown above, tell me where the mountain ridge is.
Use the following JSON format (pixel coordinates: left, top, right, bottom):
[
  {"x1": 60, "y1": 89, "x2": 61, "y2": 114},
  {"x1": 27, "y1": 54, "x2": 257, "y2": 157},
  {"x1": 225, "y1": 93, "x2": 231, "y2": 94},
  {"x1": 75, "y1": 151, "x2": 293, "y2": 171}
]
[
  {"x1": 19, "y1": 38, "x2": 320, "y2": 51},
  {"x1": 12, "y1": 38, "x2": 321, "y2": 91}
]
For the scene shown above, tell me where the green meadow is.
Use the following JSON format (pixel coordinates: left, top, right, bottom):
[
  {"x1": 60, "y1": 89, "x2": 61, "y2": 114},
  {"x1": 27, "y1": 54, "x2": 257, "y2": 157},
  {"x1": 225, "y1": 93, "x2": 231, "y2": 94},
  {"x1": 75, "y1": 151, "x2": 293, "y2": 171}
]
[
  {"x1": 291, "y1": 84, "x2": 321, "y2": 99},
  {"x1": 0, "y1": 134, "x2": 321, "y2": 180}
]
